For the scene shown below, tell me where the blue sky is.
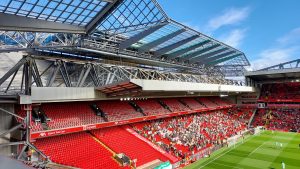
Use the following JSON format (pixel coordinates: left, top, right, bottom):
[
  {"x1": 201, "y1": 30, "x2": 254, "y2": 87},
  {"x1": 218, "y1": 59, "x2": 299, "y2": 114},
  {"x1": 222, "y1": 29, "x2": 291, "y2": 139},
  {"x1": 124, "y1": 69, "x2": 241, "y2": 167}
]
[{"x1": 157, "y1": 0, "x2": 300, "y2": 70}]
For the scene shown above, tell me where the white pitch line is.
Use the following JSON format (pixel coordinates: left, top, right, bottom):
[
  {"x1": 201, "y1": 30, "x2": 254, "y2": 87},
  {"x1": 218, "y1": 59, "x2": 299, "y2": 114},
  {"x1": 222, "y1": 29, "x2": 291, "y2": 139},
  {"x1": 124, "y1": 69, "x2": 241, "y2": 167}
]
[
  {"x1": 199, "y1": 135, "x2": 255, "y2": 169},
  {"x1": 248, "y1": 141, "x2": 268, "y2": 156}
]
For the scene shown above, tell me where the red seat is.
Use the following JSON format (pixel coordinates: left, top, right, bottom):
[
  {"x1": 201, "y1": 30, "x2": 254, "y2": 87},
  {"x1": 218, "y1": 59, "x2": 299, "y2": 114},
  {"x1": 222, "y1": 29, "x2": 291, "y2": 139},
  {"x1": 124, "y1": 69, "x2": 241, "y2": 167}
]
[
  {"x1": 97, "y1": 101, "x2": 143, "y2": 121},
  {"x1": 135, "y1": 99, "x2": 170, "y2": 116},
  {"x1": 161, "y1": 98, "x2": 189, "y2": 112},
  {"x1": 34, "y1": 132, "x2": 124, "y2": 169},
  {"x1": 91, "y1": 126, "x2": 169, "y2": 167}
]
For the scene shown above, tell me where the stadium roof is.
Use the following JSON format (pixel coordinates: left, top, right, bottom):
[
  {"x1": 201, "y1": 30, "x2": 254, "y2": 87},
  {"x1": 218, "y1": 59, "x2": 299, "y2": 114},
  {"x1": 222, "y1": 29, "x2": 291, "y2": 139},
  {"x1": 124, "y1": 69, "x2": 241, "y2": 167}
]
[
  {"x1": 0, "y1": 0, "x2": 250, "y2": 76},
  {"x1": 245, "y1": 59, "x2": 300, "y2": 83}
]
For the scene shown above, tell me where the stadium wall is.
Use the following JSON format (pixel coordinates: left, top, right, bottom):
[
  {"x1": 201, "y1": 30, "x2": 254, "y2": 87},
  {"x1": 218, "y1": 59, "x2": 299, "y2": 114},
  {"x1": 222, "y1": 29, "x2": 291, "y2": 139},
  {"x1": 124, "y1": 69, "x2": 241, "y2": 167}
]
[
  {"x1": 130, "y1": 79, "x2": 255, "y2": 92},
  {"x1": 31, "y1": 87, "x2": 107, "y2": 103},
  {"x1": 30, "y1": 80, "x2": 256, "y2": 103}
]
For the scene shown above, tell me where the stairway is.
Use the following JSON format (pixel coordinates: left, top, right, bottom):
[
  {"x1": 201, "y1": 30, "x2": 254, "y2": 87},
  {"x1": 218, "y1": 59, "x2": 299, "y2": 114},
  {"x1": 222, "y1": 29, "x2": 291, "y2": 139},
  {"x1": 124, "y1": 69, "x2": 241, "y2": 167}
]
[{"x1": 248, "y1": 108, "x2": 257, "y2": 128}]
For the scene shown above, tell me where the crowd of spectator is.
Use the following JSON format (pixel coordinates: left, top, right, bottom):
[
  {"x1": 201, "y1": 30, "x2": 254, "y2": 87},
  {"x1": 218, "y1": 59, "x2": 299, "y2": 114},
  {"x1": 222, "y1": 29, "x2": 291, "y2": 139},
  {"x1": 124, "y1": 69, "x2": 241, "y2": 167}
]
[
  {"x1": 253, "y1": 108, "x2": 300, "y2": 132},
  {"x1": 260, "y1": 82, "x2": 300, "y2": 100},
  {"x1": 133, "y1": 109, "x2": 250, "y2": 159}
]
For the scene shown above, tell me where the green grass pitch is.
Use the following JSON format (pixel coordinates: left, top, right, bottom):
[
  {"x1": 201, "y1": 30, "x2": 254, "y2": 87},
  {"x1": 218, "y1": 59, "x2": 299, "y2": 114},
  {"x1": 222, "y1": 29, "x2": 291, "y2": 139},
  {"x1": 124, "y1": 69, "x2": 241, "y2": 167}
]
[{"x1": 185, "y1": 131, "x2": 300, "y2": 169}]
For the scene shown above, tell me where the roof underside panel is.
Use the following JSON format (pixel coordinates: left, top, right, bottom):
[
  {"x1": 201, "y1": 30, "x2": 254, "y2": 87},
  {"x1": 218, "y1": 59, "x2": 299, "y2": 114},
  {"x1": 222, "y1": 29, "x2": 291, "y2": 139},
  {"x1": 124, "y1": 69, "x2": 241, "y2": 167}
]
[
  {"x1": 0, "y1": 0, "x2": 251, "y2": 73},
  {"x1": 93, "y1": 0, "x2": 168, "y2": 35},
  {"x1": 0, "y1": 0, "x2": 108, "y2": 26},
  {"x1": 213, "y1": 54, "x2": 249, "y2": 66},
  {"x1": 126, "y1": 20, "x2": 249, "y2": 67},
  {"x1": 132, "y1": 23, "x2": 182, "y2": 48}
]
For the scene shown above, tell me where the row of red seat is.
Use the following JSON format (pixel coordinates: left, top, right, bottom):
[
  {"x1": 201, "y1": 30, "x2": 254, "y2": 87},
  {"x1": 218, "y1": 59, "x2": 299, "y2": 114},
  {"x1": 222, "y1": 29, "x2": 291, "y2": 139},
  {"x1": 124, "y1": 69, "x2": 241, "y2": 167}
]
[
  {"x1": 32, "y1": 108, "x2": 252, "y2": 169},
  {"x1": 17, "y1": 97, "x2": 230, "y2": 132},
  {"x1": 41, "y1": 102, "x2": 106, "y2": 130},
  {"x1": 91, "y1": 126, "x2": 171, "y2": 167},
  {"x1": 260, "y1": 82, "x2": 300, "y2": 100},
  {"x1": 161, "y1": 98, "x2": 189, "y2": 112},
  {"x1": 33, "y1": 132, "x2": 127, "y2": 169},
  {"x1": 180, "y1": 98, "x2": 206, "y2": 110},
  {"x1": 135, "y1": 99, "x2": 170, "y2": 116},
  {"x1": 252, "y1": 108, "x2": 300, "y2": 132}
]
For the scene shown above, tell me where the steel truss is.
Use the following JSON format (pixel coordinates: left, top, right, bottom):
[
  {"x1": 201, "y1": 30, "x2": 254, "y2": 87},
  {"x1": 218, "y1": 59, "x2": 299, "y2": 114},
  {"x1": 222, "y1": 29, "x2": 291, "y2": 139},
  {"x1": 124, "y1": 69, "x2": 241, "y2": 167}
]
[
  {"x1": 0, "y1": 0, "x2": 249, "y2": 77},
  {"x1": 0, "y1": 55, "x2": 245, "y2": 95},
  {"x1": 259, "y1": 58, "x2": 300, "y2": 71},
  {"x1": 0, "y1": 105, "x2": 48, "y2": 166},
  {"x1": 0, "y1": 31, "x2": 80, "y2": 53},
  {"x1": 214, "y1": 65, "x2": 247, "y2": 77}
]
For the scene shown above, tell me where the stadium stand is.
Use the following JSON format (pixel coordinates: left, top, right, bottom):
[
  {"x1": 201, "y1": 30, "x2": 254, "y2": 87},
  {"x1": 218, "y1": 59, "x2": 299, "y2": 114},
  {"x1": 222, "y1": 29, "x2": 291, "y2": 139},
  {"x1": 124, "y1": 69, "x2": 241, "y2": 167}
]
[
  {"x1": 252, "y1": 108, "x2": 300, "y2": 132},
  {"x1": 97, "y1": 100, "x2": 144, "y2": 121},
  {"x1": 227, "y1": 108, "x2": 254, "y2": 125},
  {"x1": 179, "y1": 98, "x2": 206, "y2": 110},
  {"x1": 260, "y1": 82, "x2": 300, "y2": 101},
  {"x1": 41, "y1": 102, "x2": 106, "y2": 131},
  {"x1": 160, "y1": 98, "x2": 190, "y2": 112},
  {"x1": 90, "y1": 126, "x2": 174, "y2": 167},
  {"x1": 0, "y1": 0, "x2": 299, "y2": 168},
  {"x1": 196, "y1": 98, "x2": 218, "y2": 108},
  {"x1": 135, "y1": 99, "x2": 171, "y2": 116},
  {"x1": 17, "y1": 97, "x2": 233, "y2": 132},
  {"x1": 15, "y1": 106, "x2": 43, "y2": 132},
  {"x1": 33, "y1": 132, "x2": 126, "y2": 169},
  {"x1": 210, "y1": 97, "x2": 231, "y2": 107},
  {"x1": 132, "y1": 109, "x2": 249, "y2": 160}
]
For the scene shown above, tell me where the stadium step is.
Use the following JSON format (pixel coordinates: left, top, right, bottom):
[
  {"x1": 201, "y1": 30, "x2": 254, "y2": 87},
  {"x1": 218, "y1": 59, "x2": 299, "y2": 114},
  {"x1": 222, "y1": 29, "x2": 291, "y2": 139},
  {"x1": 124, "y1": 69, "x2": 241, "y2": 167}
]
[
  {"x1": 123, "y1": 126, "x2": 179, "y2": 163},
  {"x1": 248, "y1": 108, "x2": 257, "y2": 127},
  {"x1": 88, "y1": 132, "x2": 116, "y2": 155},
  {"x1": 88, "y1": 132, "x2": 129, "y2": 168}
]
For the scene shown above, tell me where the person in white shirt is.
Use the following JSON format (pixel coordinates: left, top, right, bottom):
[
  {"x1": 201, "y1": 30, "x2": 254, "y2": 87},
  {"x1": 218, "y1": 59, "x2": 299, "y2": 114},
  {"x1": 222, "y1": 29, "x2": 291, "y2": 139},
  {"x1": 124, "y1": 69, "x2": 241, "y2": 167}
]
[
  {"x1": 281, "y1": 161, "x2": 285, "y2": 169},
  {"x1": 275, "y1": 142, "x2": 279, "y2": 149}
]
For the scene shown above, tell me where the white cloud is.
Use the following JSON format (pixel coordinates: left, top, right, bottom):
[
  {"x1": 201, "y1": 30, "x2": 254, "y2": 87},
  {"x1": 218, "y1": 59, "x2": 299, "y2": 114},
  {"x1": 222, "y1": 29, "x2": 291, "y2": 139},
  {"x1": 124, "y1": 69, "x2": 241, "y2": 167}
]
[
  {"x1": 250, "y1": 27, "x2": 300, "y2": 70},
  {"x1": 250, "y1": 47, "x2": 299, "y2": 70},
  {"x1": 218, "y1": 29, "x2": 246, "y2": 48},
  {"x1": 277, "y1": 27, "x2": 300, "y2": 45},
  {"x1": 206, "y1": 7, "x2": 250, "y2": 32}
]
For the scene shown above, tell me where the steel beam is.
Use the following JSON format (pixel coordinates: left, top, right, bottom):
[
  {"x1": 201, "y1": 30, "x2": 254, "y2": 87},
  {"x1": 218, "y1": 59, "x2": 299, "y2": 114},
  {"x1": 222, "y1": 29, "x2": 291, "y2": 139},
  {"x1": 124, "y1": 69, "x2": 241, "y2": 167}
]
[
  {"x1": 154, "y1": 35, "x2": 198, "y2": 57},
  {"x1": 0, "y1": 13, "x2": 85, "y2": 34},
  {"x1": 198, "y1": 51, "x2": 236, "y2": 64},
  {"x1": 59, "y1": 67, "x2": 70, "y2": 87},
  {"x1": 119, "y1": 23, "x2": 166, "y2": 50},
  {"x1": 27, "y1": 143, "x2": 48, "y2": 159},
  {"x1": 0, "y1": 123, "x2": 23, "y2": 138},
  {"x1": 189, "y1": 47, "x2": 229, "y2": 63},
  {"x1": 76, "y1": 65, "x2": 86, "y2": 87},
  {"x1": 138, "y1": 29, "x2": 185, "y2": 52},
  {"x1": 78, "y1": 64, "x2": 92, "y2": 87},
  {"x1": 86, "y1": 0, "x2": 124, "y2": 34},
  {"x1": 47, "y1": 62, "x2": 61, "y2": 87},
  {"x1": 4, "y1": 68, "x2": 19, "y2": 93},
  {"x1": 182, "y1": 44, "x2": 221, "y2": 60},
  {"x1": 17, "y1": 144, "x2": 27, "y2": 160},
  {"x1": 24, "y1": 59, "x2": 32, "y2": 95},
  {"x1": 259, "y1": 58, "x2": 300, "y2": 71},
  {"x1": 32, "y1": 59, "x2": 43, "y2": 87},
  {"x1": 208, "y1": 54, "x2": 242, "y2": 66},
  {"x1": 0, "y1": 57, "x2": 28, "y2": 86},
  {"x1": 167, "y1": 40, "x2": 211, "y2": 59},
  {"x1": 63, "y1": 61, "x2": 72, "y2": 87},
  {"x1": 0, "y1": 141, "x2": 25, "y2": 147}
]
